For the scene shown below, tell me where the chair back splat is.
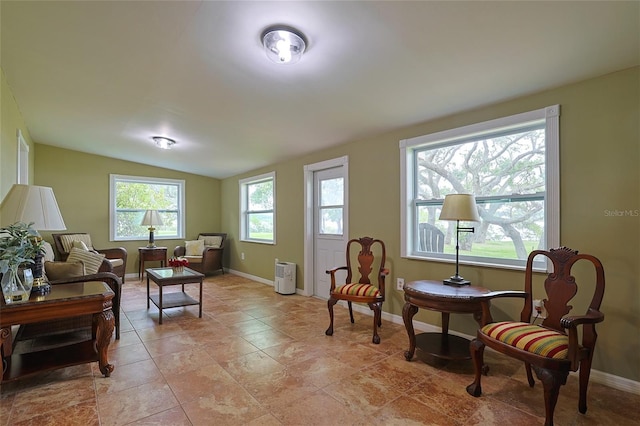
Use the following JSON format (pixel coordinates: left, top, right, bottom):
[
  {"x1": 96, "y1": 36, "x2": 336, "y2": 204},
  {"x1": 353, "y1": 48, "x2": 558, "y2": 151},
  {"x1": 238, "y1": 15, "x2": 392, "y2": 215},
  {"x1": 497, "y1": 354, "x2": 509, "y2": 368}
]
[
  {"x1": 325, "y1": 236, "x2": 388, "y2": 344},
  {"x1": 466, "y1": 247, "x2": 605, "y2": 426}
]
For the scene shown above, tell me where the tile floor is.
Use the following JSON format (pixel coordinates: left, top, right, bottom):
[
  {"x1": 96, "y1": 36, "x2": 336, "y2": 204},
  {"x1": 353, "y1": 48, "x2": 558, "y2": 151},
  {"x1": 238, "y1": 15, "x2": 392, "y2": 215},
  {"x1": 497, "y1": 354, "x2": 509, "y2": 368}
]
[{"x1": 1, "y1": 274, "x2": 638, "y2": 425}]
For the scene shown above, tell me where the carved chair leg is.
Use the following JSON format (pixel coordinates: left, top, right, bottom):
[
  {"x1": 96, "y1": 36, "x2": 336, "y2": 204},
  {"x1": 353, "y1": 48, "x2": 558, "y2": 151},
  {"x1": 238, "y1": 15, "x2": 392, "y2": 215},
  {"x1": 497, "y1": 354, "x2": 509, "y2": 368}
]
[
  {"x1": 525, "y1": 362, "x2": 535, "y2": 387},
  {"x1": 369, "y1": 302, "x2": 381, "y2": 344},
  {"x1": 466, "y1": 338, "x2": 485, "y2": 397},
  {"x1": 325, "y1": 298, "x2": 338, "y2": 336},
  {"x1": 533, "y1": 365, "x2": 568, "y2": 426},
  {"x1": 578, "y1": 356, "x2": 594, "y2": 414},
  {"x1": 348, "y1": 301, "x2": 355, "y2": 323}
]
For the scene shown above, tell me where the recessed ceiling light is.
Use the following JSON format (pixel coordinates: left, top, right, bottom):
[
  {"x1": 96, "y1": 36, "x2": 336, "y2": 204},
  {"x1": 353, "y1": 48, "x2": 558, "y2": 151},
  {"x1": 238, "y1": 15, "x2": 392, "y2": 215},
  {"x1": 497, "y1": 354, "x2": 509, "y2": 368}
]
[
  {"x1": 152, "y1": 136, "x2": 176, "y2": 150},
  {"x1": 262, "y1": 26, "x2": 307, "y2": 65}
]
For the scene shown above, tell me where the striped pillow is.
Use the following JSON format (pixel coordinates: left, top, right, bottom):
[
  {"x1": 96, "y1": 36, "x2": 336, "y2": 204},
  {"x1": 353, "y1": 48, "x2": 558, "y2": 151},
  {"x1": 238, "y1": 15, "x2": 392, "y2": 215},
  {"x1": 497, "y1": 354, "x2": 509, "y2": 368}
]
[
  {"x1": 334, "y1": 283, "x2": 380, "y2": 298},
  {"x1": 67, "y1": 247, "x2": 105, "y2": 275},
  {"x1": 60, "y1": 234, "x2": 94, "y2": 253},
  {"x1": 482, "y1": 321, "x2": 568, "y2": 359}
]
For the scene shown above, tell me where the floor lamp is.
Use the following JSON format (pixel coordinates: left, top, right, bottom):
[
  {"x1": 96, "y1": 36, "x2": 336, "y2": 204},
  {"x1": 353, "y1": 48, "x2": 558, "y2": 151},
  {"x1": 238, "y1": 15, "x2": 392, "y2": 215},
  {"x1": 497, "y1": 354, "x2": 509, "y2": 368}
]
[
  {"x1": 0, "y1": 184, "x2": 67, "y2": 294},
  {"x1": 439, "y1": 194, "x2": 481, "y2": 286}
]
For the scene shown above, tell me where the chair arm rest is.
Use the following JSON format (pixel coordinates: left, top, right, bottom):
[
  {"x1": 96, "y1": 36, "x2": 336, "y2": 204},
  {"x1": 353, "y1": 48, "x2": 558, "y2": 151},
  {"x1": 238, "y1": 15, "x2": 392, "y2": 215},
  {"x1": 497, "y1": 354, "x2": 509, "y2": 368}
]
[
  {"x1": 475, "y1": 290, "x2": 528, "y2": 327},
  {"x1": 174, "y1": 246, "x2": 186, "y2": 257},
  {"x1": 326, "y1": 266, "x2": 348, "y2": 275},
  {"x1": 202, "y1": 246, "x2": 223, "y2": 257},
  {"x1": 561, "y1": 309, "x2": 605, "y2": 329},
  {"x1": 50, "y1": 272, "x2": 122, "y2": 303},
  {"x1": 96, "y1": 247, "x2": 127, "y2": 261},
  {"x1": 325, "y1": 266, "x2": 348, "y2": 292}
]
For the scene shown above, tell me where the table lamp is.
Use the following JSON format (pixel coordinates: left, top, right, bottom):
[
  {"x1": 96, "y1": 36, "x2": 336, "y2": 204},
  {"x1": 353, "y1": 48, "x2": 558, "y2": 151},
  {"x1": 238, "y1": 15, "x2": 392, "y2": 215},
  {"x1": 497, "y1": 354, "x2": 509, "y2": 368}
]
[
  {"x1": 0, "y1": 184, "x2": 67, "y2": 294},
  {"x1": 439, "y1": 194, "x2": 481, "y2": 286},
  {"x1": 140, "y1": 210, "x2": 163, "y2": 248}
]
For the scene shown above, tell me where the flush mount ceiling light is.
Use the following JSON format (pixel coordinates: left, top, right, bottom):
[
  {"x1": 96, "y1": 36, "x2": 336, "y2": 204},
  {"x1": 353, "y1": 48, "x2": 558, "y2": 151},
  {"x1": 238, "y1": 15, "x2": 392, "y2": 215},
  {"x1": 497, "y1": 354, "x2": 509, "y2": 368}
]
[
  {"x1": 261, "y1": 26, "x2": 307, "y2": 65},
  {"x1": 152, "y1": 136, "x2": 176, "y2": 150}
]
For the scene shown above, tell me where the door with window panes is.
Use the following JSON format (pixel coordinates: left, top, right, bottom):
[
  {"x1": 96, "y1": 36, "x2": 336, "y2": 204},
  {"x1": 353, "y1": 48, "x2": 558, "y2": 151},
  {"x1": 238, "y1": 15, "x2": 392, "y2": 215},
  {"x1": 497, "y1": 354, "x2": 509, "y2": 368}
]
[{"x1": 313, "y1": 166, "x2": 347, "y2": 299}]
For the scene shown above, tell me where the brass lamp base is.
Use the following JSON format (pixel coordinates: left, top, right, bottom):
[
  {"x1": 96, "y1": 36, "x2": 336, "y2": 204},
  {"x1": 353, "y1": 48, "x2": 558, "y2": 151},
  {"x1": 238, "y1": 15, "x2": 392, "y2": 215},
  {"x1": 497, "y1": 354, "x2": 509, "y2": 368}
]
[
  {"x1": 443, "y1": 275, "x2": 471, "y2": 286},
  {"x1": 31, "y1": 276, "x2": 51, "y2": 294}
]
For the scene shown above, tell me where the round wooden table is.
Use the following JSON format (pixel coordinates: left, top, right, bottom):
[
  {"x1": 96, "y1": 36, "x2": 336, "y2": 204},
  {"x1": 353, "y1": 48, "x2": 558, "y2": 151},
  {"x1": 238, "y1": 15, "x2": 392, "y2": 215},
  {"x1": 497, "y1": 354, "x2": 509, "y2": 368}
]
[{"x1": 402, "y1": 280, "x2": 492, "y2": 362}]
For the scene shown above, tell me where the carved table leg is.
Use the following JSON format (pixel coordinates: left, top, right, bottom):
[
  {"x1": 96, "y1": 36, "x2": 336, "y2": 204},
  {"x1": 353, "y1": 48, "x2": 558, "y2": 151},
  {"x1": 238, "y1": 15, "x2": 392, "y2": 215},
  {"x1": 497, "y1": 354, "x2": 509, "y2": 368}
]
[
  {"x1": 403, "y1": 302, "x2": 419, "y2": 361},
  {"x1": 0, "y1": 327, "x2": 11, "y2": 382},
  {"x1": 94, "y1": 308, "x2": 115, "y2": 377}
]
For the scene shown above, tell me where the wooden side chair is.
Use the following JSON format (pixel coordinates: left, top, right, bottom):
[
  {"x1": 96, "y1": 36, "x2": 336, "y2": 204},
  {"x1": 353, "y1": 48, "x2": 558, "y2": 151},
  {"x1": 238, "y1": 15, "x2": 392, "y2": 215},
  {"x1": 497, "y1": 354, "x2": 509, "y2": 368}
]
[
  {"x1": 466, "y1": 247, "x2": 605, "y2": 426},
  {"x1": 325, "y1": 236, "x2": 389, "y2": 344}
]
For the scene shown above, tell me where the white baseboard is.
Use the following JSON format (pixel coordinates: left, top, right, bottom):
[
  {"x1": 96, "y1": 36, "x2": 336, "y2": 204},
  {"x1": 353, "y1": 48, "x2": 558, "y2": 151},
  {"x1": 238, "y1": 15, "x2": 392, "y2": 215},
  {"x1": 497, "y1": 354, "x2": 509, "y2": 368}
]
[{"x1": 192, "y1": 270, "x2": 640, "y2": 396}]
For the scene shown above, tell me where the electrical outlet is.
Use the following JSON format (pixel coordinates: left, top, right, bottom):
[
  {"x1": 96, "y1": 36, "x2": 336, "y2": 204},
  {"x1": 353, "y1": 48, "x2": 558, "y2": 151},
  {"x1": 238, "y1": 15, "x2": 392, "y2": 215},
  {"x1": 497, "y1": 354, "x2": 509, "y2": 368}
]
[
  {"x1": 241, "y1": 252, "x2": 245, "y2": 260},
  {"x1": 397, "y1": 278, "x2": 405, "y2": 291},
  {"x1": 533, "y1": 299, "x2": 546, "y2": 319}
]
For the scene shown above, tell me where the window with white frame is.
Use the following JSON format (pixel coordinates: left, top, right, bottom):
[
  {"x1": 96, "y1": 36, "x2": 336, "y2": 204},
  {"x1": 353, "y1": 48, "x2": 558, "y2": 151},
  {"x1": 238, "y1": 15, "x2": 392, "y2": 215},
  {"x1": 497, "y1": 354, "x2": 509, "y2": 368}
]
[
  {"x1": 110, "y1": 174, "x2": 185, "y2": 241},
  {"x1": 400, "y1": 105, "x2": 559, "y2": 271},
  {"x1": 240, "y1": 172, "x2": 275, "y2": 243}
]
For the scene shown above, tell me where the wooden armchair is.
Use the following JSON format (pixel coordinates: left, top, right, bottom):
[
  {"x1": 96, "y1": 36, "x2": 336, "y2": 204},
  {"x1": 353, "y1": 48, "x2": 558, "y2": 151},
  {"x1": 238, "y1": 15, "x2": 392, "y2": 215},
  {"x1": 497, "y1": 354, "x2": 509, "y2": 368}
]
[
  {"x1": 174, "y1": 233, "x2": 226, "y2": 276},
  {"x1": 466, "y1": 247, "x2": 605, "y2": 426},
  {"x1": 52, "y1": 233, "x2": 128, "y2": 283},
  {"x1": 325, "y1": 236, "x2": 389, "y2": 344}
]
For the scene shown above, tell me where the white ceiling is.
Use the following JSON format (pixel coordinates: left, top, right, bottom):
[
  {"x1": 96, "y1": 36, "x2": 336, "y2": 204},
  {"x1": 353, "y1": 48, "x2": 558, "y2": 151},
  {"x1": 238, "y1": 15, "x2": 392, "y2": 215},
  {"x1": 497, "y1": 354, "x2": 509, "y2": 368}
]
[{"x1": 2, "y1": 1, "x2": 638, "y2": 179}]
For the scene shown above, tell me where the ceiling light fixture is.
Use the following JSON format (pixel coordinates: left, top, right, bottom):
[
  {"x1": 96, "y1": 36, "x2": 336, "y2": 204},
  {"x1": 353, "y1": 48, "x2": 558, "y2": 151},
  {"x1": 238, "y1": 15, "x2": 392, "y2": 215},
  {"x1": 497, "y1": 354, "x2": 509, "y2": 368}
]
[
  {"x1": 152, "y1": 136, "x2": 176, "y2": 150},
  {"x1": 262, "y1": 26, "x2": 307, "y2": 65}
]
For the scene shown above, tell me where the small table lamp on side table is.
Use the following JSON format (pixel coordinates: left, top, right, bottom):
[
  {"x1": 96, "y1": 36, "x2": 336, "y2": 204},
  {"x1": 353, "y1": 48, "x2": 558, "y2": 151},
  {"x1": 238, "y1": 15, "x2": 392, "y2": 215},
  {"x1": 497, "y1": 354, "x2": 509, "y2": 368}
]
[{"x1": 140, "y1": 210, "x2": 163, "y2": 248}]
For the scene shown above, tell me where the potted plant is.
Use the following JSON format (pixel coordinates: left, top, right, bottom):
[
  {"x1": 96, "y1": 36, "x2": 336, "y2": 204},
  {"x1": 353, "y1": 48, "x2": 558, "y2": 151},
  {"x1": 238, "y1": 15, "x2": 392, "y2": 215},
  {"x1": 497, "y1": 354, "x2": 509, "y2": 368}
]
[{"x1": 0, "y1": 222, "x2": 43, "y2": 303}]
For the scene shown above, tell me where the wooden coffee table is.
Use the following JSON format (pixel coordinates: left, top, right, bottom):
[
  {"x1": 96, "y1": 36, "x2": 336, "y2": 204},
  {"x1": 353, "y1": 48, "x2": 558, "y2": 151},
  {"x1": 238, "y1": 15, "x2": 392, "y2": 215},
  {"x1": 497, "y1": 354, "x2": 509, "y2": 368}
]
[
  {"x1": 402, "y1": 280, "x2": 491, "y2": 362},
  {"x1": 146, "y1": 267, "x2": 205, "y2": 324},
  {"x1": 1, "y1": 281, "x2": 115, "y2": 382}
]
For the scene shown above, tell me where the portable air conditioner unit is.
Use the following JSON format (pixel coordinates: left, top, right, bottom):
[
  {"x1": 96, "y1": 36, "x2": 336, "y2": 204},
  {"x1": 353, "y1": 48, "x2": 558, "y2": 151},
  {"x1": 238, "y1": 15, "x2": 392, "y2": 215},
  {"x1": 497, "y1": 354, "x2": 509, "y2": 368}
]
[{"x1": 275, "y1": 261, "x2": 296, "y2": 295}]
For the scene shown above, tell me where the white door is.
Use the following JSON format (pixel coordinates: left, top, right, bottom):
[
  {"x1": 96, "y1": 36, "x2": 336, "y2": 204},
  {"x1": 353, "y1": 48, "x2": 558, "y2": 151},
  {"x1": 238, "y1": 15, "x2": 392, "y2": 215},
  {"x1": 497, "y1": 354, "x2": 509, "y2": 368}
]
[{"x1": 303, "y1": 157, "x2": 349, "y2": 298}]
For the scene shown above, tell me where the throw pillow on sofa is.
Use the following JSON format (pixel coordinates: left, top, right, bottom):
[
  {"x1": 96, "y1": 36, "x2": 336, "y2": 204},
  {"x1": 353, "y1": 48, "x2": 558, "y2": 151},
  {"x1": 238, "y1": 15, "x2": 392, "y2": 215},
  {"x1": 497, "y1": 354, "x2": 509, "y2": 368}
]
[
  {"x1": 185, "y1": 239, "x2": 205, "y2": 256},
  {"x1": 44, "y1": 261, "x2": 86, "y2": 281},
  {"x1": 67, "y1": 247, "x2": 105, "y2": 275}
]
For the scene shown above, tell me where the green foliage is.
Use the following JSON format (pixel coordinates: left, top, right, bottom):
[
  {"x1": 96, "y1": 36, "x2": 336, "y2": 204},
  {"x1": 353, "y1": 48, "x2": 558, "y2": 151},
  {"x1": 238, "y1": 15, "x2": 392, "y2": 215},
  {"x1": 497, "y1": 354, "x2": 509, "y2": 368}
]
[{"x1": 0, "y1": 222, "x2": 42, "y2": 274}]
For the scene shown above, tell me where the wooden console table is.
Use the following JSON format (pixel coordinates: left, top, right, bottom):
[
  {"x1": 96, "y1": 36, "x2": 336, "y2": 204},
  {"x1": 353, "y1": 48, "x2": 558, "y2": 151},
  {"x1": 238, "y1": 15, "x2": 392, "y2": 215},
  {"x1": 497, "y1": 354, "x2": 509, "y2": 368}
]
[
  {"x1": 1, "y1": 281, "x2": 115, "y2": 382},
  {"x1": 402, "y1": 280, "x2": 492, "y2": 362},
  {"x1": 146, "y1": 267, "x2": 204, "y2": 324}
]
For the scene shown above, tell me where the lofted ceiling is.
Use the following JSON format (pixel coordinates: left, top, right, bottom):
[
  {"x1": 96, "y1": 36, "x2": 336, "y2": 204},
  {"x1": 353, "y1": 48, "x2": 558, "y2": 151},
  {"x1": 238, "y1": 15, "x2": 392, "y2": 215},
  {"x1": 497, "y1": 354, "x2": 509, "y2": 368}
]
[{"x1": 2, "y1": 1, "x2": 638, "y2": 179}]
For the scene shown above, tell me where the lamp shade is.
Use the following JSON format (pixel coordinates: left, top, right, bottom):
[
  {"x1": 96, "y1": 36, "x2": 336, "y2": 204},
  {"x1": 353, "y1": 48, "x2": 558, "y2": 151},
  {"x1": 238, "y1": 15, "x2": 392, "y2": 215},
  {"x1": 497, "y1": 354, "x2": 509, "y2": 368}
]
[
  {"x1": 140, "y1": 210, "x2": 163, "y2": 227},
  {"x1": 0, "y1": 184, "x2": 66, "y2": 230},
  {"x1": 439, "y1": 194, "x2": 481, "y2": 222}
]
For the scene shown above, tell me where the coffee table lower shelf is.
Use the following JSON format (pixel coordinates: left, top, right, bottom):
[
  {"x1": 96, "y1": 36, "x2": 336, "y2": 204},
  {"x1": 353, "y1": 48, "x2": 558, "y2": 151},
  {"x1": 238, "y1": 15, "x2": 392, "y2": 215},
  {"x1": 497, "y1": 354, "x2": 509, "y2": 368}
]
[
  {"x1": 149, "y1": 292, "x2": 199, "y2": 310},
  {"x1": 3, "y1": 340, "x2": 100, "y2": 382}
]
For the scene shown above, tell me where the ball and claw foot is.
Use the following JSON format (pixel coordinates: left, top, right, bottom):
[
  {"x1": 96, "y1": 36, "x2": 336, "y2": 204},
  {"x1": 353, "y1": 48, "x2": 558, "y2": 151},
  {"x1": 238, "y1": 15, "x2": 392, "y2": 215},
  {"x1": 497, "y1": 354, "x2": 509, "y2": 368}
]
[
  {"x1": 325, "y1": 328, "x2": 333, "y2": 336},
  {"x1": 466, "y1": 382, "x2": 481, "y2": 397},
  {"x1": 372, "y1": 335, "x2": 380, "y2": 344}
]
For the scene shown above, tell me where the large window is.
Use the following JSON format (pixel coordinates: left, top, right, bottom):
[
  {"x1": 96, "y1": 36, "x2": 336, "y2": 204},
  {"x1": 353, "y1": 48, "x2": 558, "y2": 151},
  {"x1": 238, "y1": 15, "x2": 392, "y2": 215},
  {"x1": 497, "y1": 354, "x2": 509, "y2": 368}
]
[
  {"x1": 400, "y1": 105, "x2": 559, "y2": 271},
  {"x1": 110, "y1": 175, "x2": 185, "y2": 241},
  {"x1": 240, "y1": 172, "x2": 275, "y2": 243}
]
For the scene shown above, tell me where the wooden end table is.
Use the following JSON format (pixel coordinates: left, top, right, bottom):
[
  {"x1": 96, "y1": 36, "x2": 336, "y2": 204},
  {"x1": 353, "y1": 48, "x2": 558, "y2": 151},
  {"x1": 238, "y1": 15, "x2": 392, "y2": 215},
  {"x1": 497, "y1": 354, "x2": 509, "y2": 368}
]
[
  {"x1": 138, "y1": 246, "x2": 168, "y2": 280},
  {"x1": 146, "y1": 267, "x2": 204, "y2": 324},
  {"x1": 402, "y1": 280, "x2": 492, "y2": 362},
  {"x1": 1, "y1": 281, "x2": 115, "y2": 382}
]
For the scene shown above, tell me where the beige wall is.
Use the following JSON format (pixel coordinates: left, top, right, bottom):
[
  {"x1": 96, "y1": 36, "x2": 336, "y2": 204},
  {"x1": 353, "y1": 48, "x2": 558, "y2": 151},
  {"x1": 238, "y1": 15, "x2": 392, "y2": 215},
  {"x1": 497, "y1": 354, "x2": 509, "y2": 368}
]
[
  {"x1": 33, "y1": 145, "x2": 222, "y2": 272},
  {"x1": 0, "y1": 68, "x2": 35, "y2": 203},
  {"x1": 221, "y1": 67, "x2": 640, "y2": 382}
]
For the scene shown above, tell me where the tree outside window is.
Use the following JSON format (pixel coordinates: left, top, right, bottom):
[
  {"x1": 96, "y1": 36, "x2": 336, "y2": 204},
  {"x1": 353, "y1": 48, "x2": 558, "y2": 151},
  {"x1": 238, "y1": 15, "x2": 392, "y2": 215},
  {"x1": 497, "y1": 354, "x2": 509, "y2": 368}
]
[
  {"x1": 110, "y1": 175, "x2": 184, "y2": 241},
  {"x1": 401, "y1": 105, "x2": 559, "y2": 270}
]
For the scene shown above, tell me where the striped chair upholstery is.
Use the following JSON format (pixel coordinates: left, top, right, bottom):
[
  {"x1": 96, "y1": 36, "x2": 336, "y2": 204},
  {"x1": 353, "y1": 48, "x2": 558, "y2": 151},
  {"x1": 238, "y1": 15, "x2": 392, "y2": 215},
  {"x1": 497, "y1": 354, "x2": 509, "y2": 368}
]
[
  {"x1": 334, "y1": 283, "x2": 380, "y2": 298},
  {"x1": 481, "y1": 321, "x2": 568, "y2": 359}
]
